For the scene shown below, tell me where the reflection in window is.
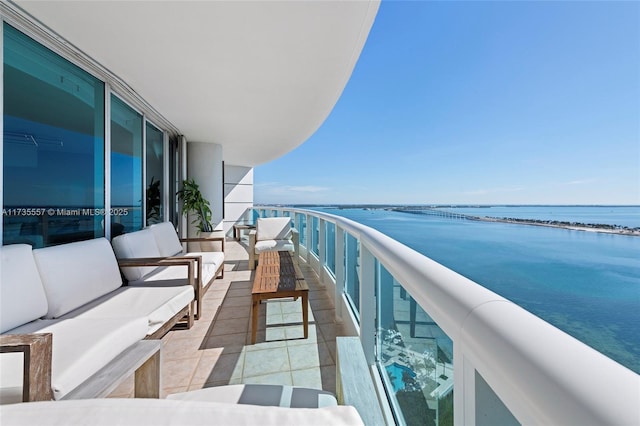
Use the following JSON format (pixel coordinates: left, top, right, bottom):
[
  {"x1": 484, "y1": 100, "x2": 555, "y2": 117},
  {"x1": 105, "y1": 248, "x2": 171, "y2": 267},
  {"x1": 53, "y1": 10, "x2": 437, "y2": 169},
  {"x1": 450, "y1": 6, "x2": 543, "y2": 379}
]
[
  {"x1": 110, "y1": 95, "x2": 143, "y2": 236},
  {"x1": 376, "y1": 261, "x2": 454, "y2": 426},
  {"x1": 3, "y1": 23, "x2": 105, "y2": 247},
  {"x1": 344, "y1": 232, "x2": 360, "y2": 316},
  {"x1": 146, "y1": 122, "x2": 164, "y2": 225}
]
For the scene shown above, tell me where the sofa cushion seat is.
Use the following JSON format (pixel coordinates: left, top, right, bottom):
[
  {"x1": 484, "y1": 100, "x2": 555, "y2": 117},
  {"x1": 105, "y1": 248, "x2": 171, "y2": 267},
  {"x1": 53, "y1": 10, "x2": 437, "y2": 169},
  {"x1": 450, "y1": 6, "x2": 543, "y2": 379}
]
[
  {"x1": 0, "y1": 317, "x2": 148, "y2": 402},
  {"x1": 58, "y1": 286, "x2": 195, "y2": 336},
  {"x1": 33, "y1": 238, "x2": 123, "y2": 319},
  {"x1": 184, "y1": 251, "x2": 224, "y2": 284},
  {"x1": 0, "y1": 244, "x2": 49, "y2": 333},
  {"x1": 111, "y1": 229, "x2": 163, "y2": 282},
  {"x1": 148, "y1": 222, "x2": 183, "y2": 257},
  {"x1": 254, "y1": 239, "x2": 295, "y2": 254},
  {"x1": 256, "y1": 217, "x2": 292, "y2": 242}
]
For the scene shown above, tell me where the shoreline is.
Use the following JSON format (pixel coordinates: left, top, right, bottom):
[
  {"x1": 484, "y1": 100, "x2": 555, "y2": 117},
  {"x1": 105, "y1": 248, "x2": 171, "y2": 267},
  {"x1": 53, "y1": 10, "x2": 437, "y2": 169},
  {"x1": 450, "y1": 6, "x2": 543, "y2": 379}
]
[
  {"x1": 388, "y1": 207, "x2": 640, "y2": 236},
  {"x1": 474, "y1": 216, "x2": 640, "y2": 236}
]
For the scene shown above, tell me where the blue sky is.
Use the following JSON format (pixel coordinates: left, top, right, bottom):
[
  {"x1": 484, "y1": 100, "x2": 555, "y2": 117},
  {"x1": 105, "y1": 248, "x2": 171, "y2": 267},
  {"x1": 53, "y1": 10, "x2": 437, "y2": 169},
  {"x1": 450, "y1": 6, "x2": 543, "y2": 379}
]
[{"x1": 255, "y1": 1, "x2": 639, "y2": 205}]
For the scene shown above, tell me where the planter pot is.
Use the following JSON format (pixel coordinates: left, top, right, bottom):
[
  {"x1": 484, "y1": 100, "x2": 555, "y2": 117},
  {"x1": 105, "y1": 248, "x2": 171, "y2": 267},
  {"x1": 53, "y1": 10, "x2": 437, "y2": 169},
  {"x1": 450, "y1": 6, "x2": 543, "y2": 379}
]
[{"x1": 199, "y1": 231, "x2": 223, "y2": 252}]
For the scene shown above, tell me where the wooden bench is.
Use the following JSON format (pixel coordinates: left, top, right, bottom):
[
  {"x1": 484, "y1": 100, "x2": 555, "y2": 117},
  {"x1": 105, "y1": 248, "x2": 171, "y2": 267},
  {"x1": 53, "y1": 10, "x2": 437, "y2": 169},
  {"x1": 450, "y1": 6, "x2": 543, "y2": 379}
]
[
  {"x1": 251, "y1": 251, "x2": 309, "y2": 344},
  {"x1": 336, "y1": 337, "x2": 386, "y2": 425}
]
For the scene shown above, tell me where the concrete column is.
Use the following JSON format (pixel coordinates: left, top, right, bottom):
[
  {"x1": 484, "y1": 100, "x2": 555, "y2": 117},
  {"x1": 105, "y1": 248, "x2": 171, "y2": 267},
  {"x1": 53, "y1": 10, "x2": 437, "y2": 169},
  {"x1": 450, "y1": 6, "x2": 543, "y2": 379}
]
[
  {"x1": 223, "y1": 165, "x2": 254, "y2": 237},
  {"x1": 186, "y1": 142, "x2": 223, "y2": 243}
]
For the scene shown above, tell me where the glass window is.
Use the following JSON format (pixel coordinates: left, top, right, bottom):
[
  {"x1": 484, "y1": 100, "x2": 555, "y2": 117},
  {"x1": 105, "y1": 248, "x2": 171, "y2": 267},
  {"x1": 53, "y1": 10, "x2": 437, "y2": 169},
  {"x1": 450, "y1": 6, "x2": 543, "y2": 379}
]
[
  {"x1": 376, "y1": 261, "x2": 454, "y2": 426},
  {"x1": 311, "y1": 216, "x2": 319, "y2": 256},
  {"x1": 296, "y1": 213, "x2": 307, "y2": 247},
  {"x1": 3, "y1": 24, "x2": 105, "y2": 247},
  {"x1": 344, "y1": 232, "x2": 360, "y2": 317},
  {"x1": 145, "y1": 122, "x2": 164, "y2": 225},
  {"x1": 110, "y1": 95, "x2": 142, "y2": 236},
  {"x1": 325, "y1": 221, "x2": 336, "y2": 275}
]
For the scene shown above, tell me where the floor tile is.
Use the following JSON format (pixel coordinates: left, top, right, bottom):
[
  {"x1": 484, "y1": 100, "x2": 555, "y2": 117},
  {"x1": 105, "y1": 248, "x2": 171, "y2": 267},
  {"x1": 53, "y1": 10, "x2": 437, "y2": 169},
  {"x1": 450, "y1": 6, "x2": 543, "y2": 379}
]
[{"x1": 243, "y1": 347, "x2": 290, "y2": 378}]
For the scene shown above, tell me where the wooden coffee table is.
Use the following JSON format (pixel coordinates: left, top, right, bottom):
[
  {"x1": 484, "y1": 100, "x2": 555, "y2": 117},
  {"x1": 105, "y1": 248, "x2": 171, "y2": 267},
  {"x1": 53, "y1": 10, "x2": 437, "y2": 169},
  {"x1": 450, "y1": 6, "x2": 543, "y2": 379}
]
[{"x1": 251, "y1": 251, "x2": 309, "y2": 344}]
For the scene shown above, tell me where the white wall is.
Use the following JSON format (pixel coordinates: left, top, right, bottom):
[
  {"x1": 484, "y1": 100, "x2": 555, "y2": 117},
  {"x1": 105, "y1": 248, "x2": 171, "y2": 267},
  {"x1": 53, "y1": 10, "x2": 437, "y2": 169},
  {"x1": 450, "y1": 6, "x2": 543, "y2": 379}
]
[
  {"x1": 223, "y1": 165, "x2": 253, "y2": 236},
  {"x1": 186, "y1": 141, "x2": 224, "y2": 242}
]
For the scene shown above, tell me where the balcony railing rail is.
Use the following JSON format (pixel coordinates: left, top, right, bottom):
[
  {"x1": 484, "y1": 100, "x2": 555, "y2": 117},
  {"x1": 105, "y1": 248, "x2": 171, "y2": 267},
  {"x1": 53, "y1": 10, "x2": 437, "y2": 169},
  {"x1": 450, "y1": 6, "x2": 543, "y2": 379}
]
[{"x1": 254, "y1": 206, "x2": 638, "y2": 426}]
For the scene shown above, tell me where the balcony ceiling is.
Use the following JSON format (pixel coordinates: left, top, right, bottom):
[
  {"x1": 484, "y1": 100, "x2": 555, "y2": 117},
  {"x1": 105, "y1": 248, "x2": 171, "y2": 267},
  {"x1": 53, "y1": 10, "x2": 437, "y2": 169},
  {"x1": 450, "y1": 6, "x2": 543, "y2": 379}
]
[{"x1": 14, "y1": 0, "x2": 379, "y2": 166}]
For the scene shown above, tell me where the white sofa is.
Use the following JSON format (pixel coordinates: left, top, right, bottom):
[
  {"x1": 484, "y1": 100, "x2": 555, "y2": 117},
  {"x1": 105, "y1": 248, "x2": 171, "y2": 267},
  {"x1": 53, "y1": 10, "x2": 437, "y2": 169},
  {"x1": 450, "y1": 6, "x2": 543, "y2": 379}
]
[
  {"x1": 111, "y1": 222, "x2": 224, "y2": 320},
  {"x1": 248, "y1": 217, "x2": 299, "y2": 269},
  {"x1": 0, "y1": 238, "x2": 194, "y2": 403}
]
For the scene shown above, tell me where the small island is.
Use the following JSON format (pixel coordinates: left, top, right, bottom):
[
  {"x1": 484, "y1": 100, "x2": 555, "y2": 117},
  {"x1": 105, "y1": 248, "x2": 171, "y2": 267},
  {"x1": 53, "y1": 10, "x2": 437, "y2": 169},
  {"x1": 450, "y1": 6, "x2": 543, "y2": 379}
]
[{"x1": 474, "y1": 216, "x2": 640, "y2": 236}]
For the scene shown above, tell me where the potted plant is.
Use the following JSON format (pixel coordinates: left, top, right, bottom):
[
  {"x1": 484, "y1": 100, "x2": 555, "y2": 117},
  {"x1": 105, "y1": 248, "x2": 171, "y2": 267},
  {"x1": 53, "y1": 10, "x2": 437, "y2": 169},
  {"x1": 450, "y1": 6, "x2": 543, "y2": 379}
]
[
  {"x1": 177, "y1": 178, "x2": 218, "y2": 250},
  {"x1": 146, "y1": 176, "x2": 162, "y2": 225}
]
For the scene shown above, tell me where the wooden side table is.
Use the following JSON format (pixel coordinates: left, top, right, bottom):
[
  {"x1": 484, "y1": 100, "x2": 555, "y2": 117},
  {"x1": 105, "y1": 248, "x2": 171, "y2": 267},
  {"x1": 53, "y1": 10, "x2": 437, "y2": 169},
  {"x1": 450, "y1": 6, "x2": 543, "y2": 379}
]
[
  {"x1": 233, "y1": 224, "x2": 255, "y2": 241},
  {"x1": 251, "y1": 251, "x2": 308, "y2": 344}
]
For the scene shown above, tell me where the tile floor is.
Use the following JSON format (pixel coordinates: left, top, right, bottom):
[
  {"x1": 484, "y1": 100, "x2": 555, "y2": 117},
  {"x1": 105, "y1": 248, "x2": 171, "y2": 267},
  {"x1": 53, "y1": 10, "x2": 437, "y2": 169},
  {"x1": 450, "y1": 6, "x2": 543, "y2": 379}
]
[{"x1": 109, "y1": 239, "x2": 347, "y2": 398}]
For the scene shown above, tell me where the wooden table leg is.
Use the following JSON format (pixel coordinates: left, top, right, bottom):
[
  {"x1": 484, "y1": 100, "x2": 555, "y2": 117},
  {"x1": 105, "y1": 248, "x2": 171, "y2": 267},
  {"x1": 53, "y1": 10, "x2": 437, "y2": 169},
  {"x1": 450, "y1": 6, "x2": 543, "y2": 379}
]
[
  {"x1": 302, "y1": 291, "x2": 309, "y2": 339},
  {"x1": 251, "y1": 296, "x2": 259, "y2": 344}
]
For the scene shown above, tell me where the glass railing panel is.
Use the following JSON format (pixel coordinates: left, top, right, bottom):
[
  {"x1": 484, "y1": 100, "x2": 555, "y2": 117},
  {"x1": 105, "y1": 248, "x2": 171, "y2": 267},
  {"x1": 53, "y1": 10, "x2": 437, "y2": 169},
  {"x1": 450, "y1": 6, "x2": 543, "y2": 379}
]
[
  {"x1": 344, "y1": 232, "x2": 360, "y2": 317},
  {"x1": 325, "y1": 221, "x2": 336, "y2": 275},
  {"x1": 252, "y1": 208, "x2": 260, "y2": 223},
  {"x1": 376, "y1": 261, "x2": 454, "y2": 426},
  {"x1": 311, "y1": 216, "x2": 319, "y2": 256},
  {"x1": 296, "y1": 213, "x2": 307, "y2": 247}
]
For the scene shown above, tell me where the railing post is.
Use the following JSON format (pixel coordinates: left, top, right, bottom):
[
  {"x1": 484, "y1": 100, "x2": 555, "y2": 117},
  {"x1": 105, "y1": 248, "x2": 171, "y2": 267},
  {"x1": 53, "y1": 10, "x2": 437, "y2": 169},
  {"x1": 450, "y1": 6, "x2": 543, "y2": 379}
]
[
  {"x1": 305, "y1": 213, "x2": 312, "y2": 264},
  {"x1": 454, "y1": 343, "x2": 471, "y2": 426},
  {"x1": 359, "y1": 244, "x2": 376, "y2": 365},
  {"x1": 318, "y1": 218, "x2": 326, "y2": 280},
  {"x1": 335, "y1": 226, "x2": 345, "y2": 321}
]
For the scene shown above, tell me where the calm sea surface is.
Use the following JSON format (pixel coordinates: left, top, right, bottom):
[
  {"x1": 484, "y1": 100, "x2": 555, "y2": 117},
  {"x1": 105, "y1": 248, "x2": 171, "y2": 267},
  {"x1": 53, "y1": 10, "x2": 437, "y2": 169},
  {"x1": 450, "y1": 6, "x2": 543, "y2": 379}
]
[{"x1": 308, "y1": 206, "x2": 640, "y2": 373}]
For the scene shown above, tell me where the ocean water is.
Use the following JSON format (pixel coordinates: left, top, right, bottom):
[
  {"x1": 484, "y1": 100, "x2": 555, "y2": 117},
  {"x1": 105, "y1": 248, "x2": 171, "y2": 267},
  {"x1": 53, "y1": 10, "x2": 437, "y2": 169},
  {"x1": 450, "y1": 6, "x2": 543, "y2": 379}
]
[{"x1": 309, "y1": 206, "x2": 640, "y2": 374}]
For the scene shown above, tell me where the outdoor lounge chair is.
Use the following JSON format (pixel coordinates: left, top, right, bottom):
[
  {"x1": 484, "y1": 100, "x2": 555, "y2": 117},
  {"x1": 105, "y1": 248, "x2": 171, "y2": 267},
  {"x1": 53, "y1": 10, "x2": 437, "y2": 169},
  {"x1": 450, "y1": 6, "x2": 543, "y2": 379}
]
[{"x1": 248, "y1": 217, "x2": 299, "y2": 269}]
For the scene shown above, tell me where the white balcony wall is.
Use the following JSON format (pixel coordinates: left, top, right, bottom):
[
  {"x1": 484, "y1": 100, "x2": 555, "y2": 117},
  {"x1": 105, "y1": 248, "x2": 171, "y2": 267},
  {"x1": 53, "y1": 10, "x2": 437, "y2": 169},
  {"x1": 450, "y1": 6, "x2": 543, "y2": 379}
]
[{"x1": 223, "y1": 165, "x2": 253, "y2": 236}]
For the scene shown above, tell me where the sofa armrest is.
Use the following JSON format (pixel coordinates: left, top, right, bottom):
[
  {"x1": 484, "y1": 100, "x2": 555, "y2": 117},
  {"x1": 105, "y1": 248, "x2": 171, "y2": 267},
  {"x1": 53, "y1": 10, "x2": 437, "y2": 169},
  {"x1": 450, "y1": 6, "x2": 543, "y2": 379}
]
[
  {"x1": 248, "y1": 230, "x2": 257, "y2": 270},
  {"x1": 117, "y1": 257, "x2": 197, "y2": 290},
  {"x1": 291, "y1": 229, "x2": 300, "y2": 263},
  {"x1": 0, "y1": 333, "x2": 53, "y2": 402}
]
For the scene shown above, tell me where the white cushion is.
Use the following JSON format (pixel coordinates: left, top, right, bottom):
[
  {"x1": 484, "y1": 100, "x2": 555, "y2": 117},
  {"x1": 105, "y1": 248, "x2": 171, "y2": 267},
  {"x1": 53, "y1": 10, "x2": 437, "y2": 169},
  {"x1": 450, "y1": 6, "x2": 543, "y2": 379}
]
[
  {"x1": 167, "y1": 385, "x2": 338, "y2": 408},
  {"x1": 148, "y1": 222, "x2": 183, "y2": 257},
  {"x1": 33, "y1": 239, "x2": 122, "y2": 319},
  {"x1": 185, "y1": 251, "x2": 224, "y2": 286},
  {"x1": 60, "y1": 285, "x2": 194, "y2": 336},
  {"x1": 112, "y1": 229, "x2": 162, "y2": 282},
  {"x1": 0, "y1": 244, "x2": 48, "y2": 333},
  {"x1": 1, "y1": 317, "x2": 148, "y2": 400},
  {"x1": 254, "y1": 239, "x2": 295, "y2": 254},
  {"x1": 0, "y1": 399, "x2": 365, "y2": 425},
  {"x1": 256, "y1": 218, "x2": 292, "y2": 242}
]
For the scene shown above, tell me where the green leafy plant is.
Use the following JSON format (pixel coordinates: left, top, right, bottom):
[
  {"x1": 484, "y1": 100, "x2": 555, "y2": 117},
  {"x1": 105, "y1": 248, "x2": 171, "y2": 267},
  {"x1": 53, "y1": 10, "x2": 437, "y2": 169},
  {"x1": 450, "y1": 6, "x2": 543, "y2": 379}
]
[
  {"x1": 146, "y1": 176, "x2": 161, "y2": 225},
  {"x1": 176, "y1": 178, "x2": 213, "y2": 233}
]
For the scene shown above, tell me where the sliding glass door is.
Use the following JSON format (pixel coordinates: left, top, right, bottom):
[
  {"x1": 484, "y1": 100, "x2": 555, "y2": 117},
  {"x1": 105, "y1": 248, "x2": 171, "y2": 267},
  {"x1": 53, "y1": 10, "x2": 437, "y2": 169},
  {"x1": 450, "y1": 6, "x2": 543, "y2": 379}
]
[{"x1": 3, "y1": 23, "x2": 105, "y2": 247}]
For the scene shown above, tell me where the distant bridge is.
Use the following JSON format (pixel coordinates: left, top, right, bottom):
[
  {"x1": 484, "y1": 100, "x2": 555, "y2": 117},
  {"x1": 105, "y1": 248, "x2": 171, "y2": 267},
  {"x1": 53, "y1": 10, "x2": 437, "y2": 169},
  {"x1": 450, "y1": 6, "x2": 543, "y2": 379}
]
[{"x1": 394, "y1": 208, "x2": 477, "y2": 221}]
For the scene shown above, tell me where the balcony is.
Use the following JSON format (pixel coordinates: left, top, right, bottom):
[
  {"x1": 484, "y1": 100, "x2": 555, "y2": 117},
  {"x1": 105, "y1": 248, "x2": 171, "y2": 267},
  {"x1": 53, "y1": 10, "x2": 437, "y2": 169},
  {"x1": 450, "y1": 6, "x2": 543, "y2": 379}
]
[{"x1": 2, "y1": 208, "x2": 638, "y2": 425}]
